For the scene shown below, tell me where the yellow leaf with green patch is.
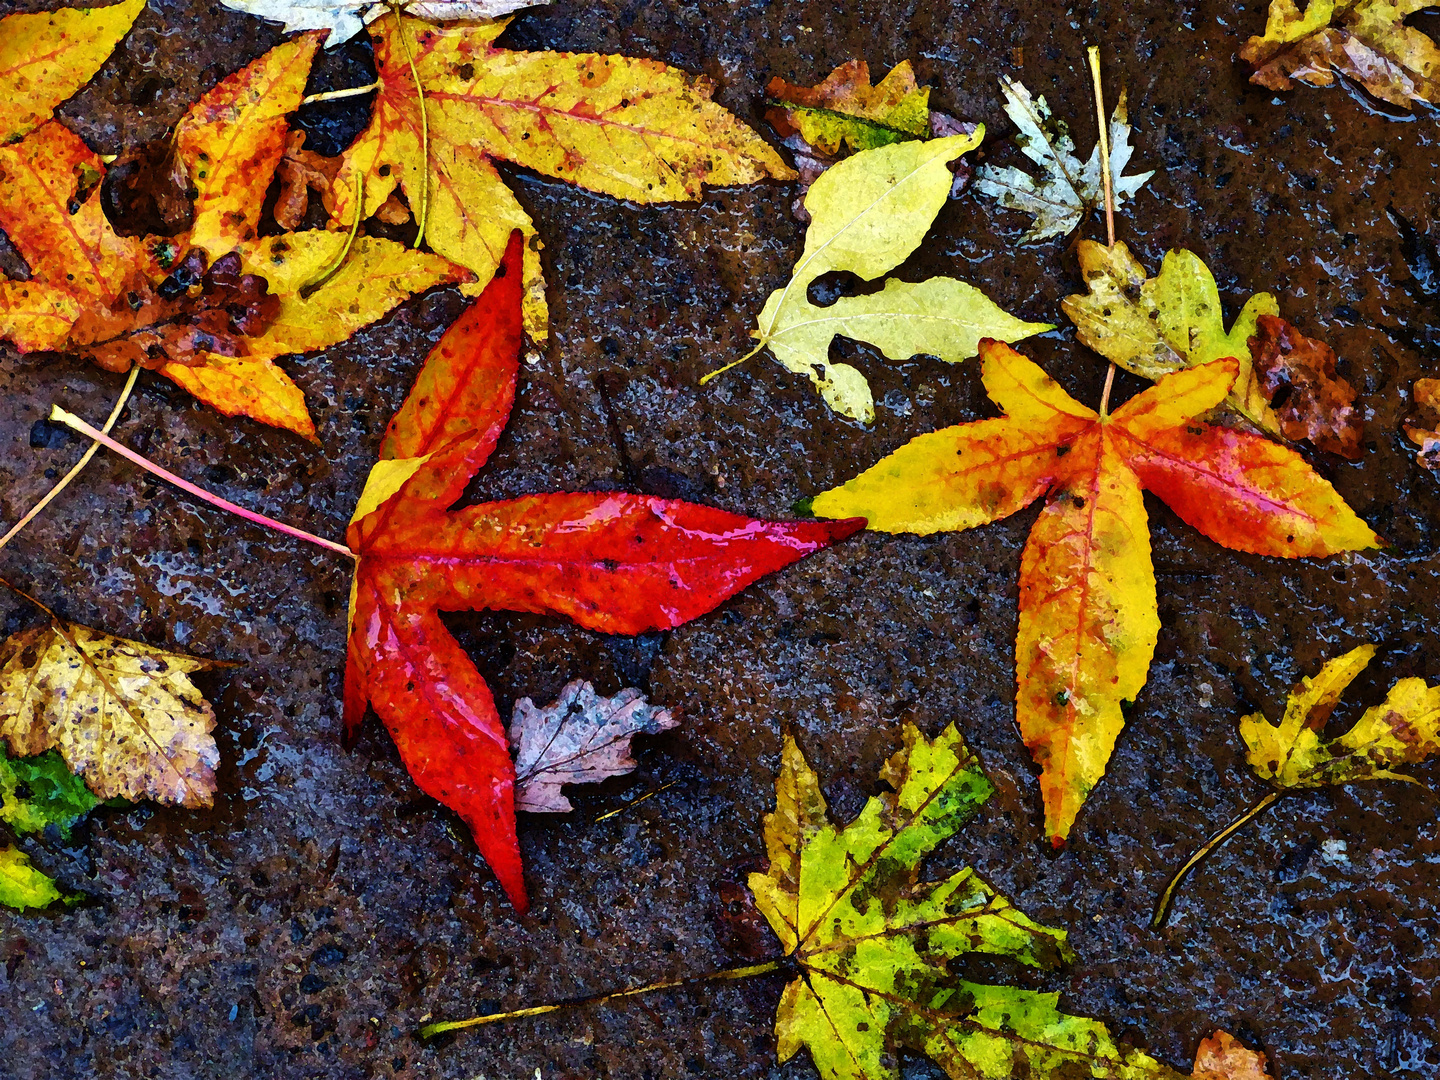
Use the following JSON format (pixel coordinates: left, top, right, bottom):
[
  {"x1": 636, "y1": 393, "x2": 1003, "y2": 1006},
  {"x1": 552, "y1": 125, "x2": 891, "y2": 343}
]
[
  {"x1": 1062, "y1": 241, "x2": 1282, "y2": 433},
  {"x1": 0, "y1": 620, "x2": 224, "y2": 808}
]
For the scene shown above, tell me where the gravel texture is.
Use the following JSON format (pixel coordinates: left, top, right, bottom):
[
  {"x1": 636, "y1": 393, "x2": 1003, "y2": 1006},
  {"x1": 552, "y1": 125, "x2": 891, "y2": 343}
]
[{"x1": 1, "y1": 0, "x2": 1438, "y2": 1077}]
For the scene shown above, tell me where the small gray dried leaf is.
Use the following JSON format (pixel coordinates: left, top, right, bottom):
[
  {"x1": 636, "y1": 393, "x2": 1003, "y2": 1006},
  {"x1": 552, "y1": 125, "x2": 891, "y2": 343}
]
[
  {"x1": 510, "y1": 680, "x2": 676, "y2": 813},
  {"x1": 975, "y1": 76, "x2": 1154, "y2": 243}
]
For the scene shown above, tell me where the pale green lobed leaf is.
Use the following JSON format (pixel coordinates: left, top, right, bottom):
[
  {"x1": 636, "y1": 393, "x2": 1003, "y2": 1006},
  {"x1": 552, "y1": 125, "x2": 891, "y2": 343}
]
[{"x1": 747, "y1": 134, "x2": 1047, "y2": 423}]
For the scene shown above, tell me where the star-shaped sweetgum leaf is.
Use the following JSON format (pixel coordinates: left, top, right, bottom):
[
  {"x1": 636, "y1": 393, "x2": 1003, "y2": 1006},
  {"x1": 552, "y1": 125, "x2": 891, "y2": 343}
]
[
  {"x1": 328, "y1": 14, "x2": 797, "y2": 341},
  {"x1": 812, "y1": 340, "x2": 1379, "y2": 844},
  {"x1": 345, "y1": 235, "x2": 863, "y2": 910}
]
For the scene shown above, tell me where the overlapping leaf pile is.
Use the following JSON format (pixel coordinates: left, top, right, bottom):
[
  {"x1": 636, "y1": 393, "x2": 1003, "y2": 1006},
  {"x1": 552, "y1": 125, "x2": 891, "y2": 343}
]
[{"x1": 0, "y1": 26, "x2": 461, "y2": 439}]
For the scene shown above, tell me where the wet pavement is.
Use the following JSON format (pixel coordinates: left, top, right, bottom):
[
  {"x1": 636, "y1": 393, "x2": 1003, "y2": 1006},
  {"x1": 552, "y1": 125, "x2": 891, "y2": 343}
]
[{"x1": 1, "y1": 0, "x2": 1438, "y2": 1077}]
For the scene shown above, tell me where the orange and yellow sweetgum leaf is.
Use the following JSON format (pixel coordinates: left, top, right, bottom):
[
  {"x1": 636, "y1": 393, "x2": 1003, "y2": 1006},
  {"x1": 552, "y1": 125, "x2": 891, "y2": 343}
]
[
  {"x1": 980, "y1": 339, "x2": 1098, "y2": 423},
  {"x1": 811, "y1": 341, "x2": 1095, "y2": 532},
  {"x1": 0, "y1": 280, "x2": 80, "y2": 353},
  {"x1": 0, "y1": 0, "x2": 148, "y2": 144},
  {"x1": 1016, "y1": 429, "x2": 1159, "y2": 844},
  {"x1": 1114, "y1": 363, "x2": 1382, "y2": 558},
  {"x1": 0, "y1": 120, "x2": 156, "y2": 305},
  {"x1": 159, "y1": 354, "x2": 316, "y2": 442},
  {"x1": 175, "y1": 31, "x2": 324, "y2": 254}
]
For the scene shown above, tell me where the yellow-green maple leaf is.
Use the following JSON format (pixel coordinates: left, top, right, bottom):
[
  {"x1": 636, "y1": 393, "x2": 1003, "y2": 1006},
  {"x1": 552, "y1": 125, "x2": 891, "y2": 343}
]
[
  {"x1": 0, "y1": 845, "x2": 63, "y2": 910},
  {"x1": 751, "y1": 722, "x2": 1191, "y2": 1080}
]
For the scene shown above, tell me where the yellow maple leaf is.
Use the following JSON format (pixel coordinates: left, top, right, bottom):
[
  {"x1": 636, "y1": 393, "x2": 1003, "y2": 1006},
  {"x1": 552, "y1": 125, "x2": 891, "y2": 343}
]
[
  {"x1": 331, "y1": 14, "x2": 796, "y2": 340},
  {"x1": 0, "y1": 0, "x2": 147, "y2": 144}
]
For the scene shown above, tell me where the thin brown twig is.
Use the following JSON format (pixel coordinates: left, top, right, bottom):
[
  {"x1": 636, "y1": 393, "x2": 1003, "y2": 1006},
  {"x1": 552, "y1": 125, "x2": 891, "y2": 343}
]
[
  {"x1": 1151, "y1": 789, "x2": 1287, "y2": 929},
  {"x1": 419, "y1": 958, "x2": 788, "y2": 1038}
]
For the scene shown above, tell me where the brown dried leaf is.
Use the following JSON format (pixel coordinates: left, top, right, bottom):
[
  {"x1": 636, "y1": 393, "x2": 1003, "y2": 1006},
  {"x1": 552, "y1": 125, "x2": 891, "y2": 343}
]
[
  {"x1": 1191, "y1": 1030, "x2": 1272, "y2": 1079},
  {"x1": 69, "y1": 250, "x2": 281, "y2": 373},
  {"x1": 274, "y1": 130, "x2": 340, "y2": 231},
  {"x1": 1249, "y1": 313, "x2": 1363, "y2": 458},
  {"x1": 0, "y1": 621, "x2": 223, "y2": 808},
  {"x1": 509, "y1": 680, "x2": 677, "y2": 813},
  {"x1": 1404, "y1": 377, "x2": 1440, "y2": 472}
]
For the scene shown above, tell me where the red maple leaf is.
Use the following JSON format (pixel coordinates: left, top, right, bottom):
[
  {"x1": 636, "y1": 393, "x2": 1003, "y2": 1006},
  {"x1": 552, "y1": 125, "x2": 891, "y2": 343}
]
[{"x1": 345, "y1": 234, "x2": 862, "y2": 910}]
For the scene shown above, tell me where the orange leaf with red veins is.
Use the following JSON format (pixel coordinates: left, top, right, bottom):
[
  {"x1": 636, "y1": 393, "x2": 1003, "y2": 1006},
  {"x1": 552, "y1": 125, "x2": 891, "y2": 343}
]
[
  {"x1": 344, "y1": 235, "x2": 863, "y2": 909},
  {"x1": 175, "y1": 32, "x2": 324, "y2": 254},
  {"x1": 0, "y1": 120, "x2": 158, "y2": 306},
  {"x1": 1249, "y1": 313, "x2": 1363, "y2": 459},
  {"x1": 813, "y1": 340, "x2": 1379, "y2": 842}
]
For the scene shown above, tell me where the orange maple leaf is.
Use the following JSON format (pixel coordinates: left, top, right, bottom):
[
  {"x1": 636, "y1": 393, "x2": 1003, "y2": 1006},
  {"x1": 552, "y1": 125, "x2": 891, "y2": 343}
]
[
  {"x1": 0, "y1": 33, "x2": 464, "y2": 439},
  {"x1": 812, "y1": 340, "x2": 1380, "y2": 842}
]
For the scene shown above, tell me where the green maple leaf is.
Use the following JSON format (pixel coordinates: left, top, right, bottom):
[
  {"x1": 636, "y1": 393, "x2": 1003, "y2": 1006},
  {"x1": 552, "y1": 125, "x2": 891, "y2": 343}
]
[
  {"x1": 0, "y1": 745, "x2": 101, "y2": 838},
  {"x1": 749, "y1": 723, "x2": 1189, "y2": 1080}
]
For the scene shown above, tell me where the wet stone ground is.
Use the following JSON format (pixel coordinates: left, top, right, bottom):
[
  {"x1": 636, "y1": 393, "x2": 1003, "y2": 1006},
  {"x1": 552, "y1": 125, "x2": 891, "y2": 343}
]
[{"x1": 1, "y1": 0, "x2": 1439, "y2": 1077}]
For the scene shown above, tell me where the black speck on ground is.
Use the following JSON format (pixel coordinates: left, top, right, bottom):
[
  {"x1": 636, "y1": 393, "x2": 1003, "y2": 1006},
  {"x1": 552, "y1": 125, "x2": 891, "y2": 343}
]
[{"x1": 2, "y1": 1, "x2": 1439, "y2": 1078}]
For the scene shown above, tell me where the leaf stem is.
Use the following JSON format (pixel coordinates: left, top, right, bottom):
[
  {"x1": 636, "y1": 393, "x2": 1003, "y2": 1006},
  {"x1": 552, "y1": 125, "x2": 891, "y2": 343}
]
[
  {"x1": 301, "y1": 81, "x2": 381, "y2": 105},
  {"x1": 391, "y1": 2, "x2": 430, "y2": 250},
  {"x1": 419, "y1": 958, "x2": 788, "y2": 1039},
  {"x1": 593, "y1": 779, "x2": 679, "y2": 823},
  {"x1": 300, "y1": 168, "x2": 365, "y2": 300},
  {"x1": 1087, "y1": 45, "x2": 1119, "y2": 417},
  {"x1": 1151, "y1": 789, "x2": 1287, "y2": 929},
  {"x1": 47, "y1": 407, "x2": 355, "y2": 560},
  {"x1": 699, "y1": 339, "x2": 768, "y2": 386},
  {"x1": 0, "y1": 367, "x2": 139, "y2": 553},
  {"x1": 1086, "y1": 46, "x2": 1115, "y2": 249}
]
